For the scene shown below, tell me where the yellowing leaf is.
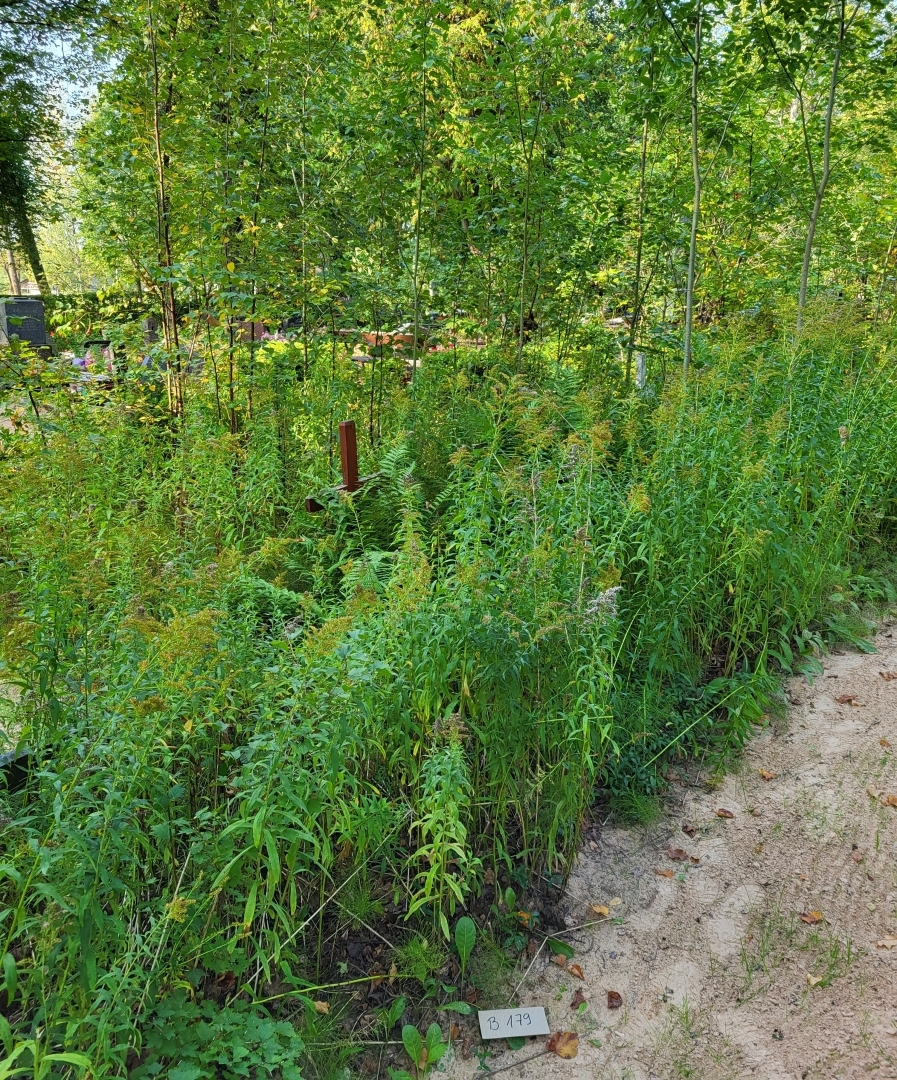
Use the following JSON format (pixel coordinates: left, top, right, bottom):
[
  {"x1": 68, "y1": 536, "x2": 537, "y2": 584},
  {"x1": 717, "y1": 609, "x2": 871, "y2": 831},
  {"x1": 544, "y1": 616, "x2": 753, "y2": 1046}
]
[
  {"x1": 547, "y1": 1031, "x2": 579, "y2": 1059},
  {"x1": 799, "y1": 911, "x2": 824, "y2": 925},
  {"x1": 806, "y1": 974, "x2": 823, "y2": 987},
  {"x1": 758, "y1": 769, "x2": 777, "y2": 781},
  {"x1": 226, "y1": 261, "x2": 235, "y2": 272},
  {"x1": 590, "y1": 904, "x2": 610, "y2": 917},
  {"x1": 314, "y1": 1000, "x2": 329, "y2": 1014}
]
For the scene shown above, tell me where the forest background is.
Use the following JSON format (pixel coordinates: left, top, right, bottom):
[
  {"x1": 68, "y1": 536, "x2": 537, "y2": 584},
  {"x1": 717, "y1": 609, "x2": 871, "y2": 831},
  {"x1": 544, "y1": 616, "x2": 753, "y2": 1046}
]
[{"x1": 2, "y1": 0, "x2": 897, "y2": 1077}]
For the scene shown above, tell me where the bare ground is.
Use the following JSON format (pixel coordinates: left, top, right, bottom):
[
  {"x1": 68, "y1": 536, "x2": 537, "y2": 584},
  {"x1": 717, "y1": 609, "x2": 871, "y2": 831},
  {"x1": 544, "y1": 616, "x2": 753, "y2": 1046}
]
[{"x1": 442, "y1": 624, "x2": 897, "y2": 1080}]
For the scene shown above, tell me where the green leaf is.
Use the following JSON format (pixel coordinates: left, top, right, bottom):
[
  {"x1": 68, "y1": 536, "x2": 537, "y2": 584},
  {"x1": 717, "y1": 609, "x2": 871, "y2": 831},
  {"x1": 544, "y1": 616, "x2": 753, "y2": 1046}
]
[
  {"x1": 401, "y1": 1024, "x2": 424, "y2": 1070},
  {"x1": 424, "y1": 1022, "x2": 444, "y2": 1054},
  {"x1": 506, "y1": 1035, "x2": 526, "y2": 1050},
  {"x1": 454, "y1": 916, "x2": 476, "y2": 977},
  {"x1": 437, "y1": 1001, "x2": 473, "y2": 1015},
  {"x1": 547, "y1": 938, "x2": 575, "y2": 959},
  {"x1": 168, "y1": 1068, "x2": 204, "y2": 1080},
  {"x1": 2, "y1": 955, "x2": 15, "y2": 1003}
]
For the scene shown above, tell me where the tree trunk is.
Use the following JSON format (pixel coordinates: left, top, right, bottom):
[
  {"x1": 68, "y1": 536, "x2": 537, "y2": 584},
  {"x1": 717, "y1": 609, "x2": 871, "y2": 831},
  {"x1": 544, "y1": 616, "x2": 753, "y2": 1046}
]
[
  {"x1": 796, "y1": 35, "x2": 842, "y2": 334},
  {"x1": 626, "y1": 113, "x2": 650, "y2": 383},
  {"x1": 147, "y1": 0, "x2": 182, "y2": 415},
  {"x1": 13, "y1": 203, "x2": 49, "y2": 295},
  {"x1": 683, "y1": 4, "x2": 702, "y2": 378},
  {"x1": 4, "y1": 248, "x2": 21, "y2": 294}
]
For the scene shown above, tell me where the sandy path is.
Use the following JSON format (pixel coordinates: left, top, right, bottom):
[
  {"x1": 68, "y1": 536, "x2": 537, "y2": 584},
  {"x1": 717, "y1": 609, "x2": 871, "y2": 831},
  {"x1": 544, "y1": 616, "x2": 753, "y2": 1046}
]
[{"x1": 443, "y1": 624, "x2": 897, "y2": 1080}]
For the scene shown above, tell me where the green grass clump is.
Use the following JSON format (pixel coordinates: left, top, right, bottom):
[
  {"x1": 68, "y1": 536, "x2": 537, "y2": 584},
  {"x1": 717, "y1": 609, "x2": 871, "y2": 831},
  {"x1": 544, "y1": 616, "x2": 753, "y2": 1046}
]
[{"x1": 0, "y1": 318, "x2": 895, "y2": 1072}]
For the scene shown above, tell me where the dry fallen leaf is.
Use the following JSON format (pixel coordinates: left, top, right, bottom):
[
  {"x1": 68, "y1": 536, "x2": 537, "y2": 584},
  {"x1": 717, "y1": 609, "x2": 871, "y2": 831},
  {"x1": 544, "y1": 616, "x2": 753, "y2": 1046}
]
[
  {"x1": 875, "y1": 937, "x2": 897, "y2": 950},
  {"x1": 551, "y1": 953, "x2": 567, "y2": 969},
  {"x1": 689, "y1": 856, "x2": 701, "y2": 864},
  {"x1": 884, "y1": 794, "x2": 897, "y2": 808},
  {"x1": 464, "y1": 987, "x2": 479, "y2": 1005},
  {"x1": 667, "y1": 847, "x2": 689, "y2": 861},
  {"x1": 568, "y1": 963, "x2": 585, "y2": 980},
  {"x1": 806, "y1": 974, "x2": 823, "y2": 987},
  {"x1": 570, "y1": 989, "x2": 587, "y2": 1010},
  {"x1": 868, "y1": 785, "x2": 884, "y2": 800},
  {"x1": 547, "y1": 1031, "x2": 579, "y2": 1060},
  {"x1": 515, "y1": 910, "x2": 532, "y2": 927},
  {"x1": 655, "y1": 868, "x2": 675, "y2": 878},
  {"x1": 314, "y1": 1000, "x2": 330, "y2": 1014},
  {"x1": 754, "y1": 844, "x2": 764, "y2": 854},
  {"x1": 881, "y1": 739, "x2": 892, "y2": 749},
  {"x1": 607, "y1": 990, "x2": 623, "y2": 1009},
  {"x1": 388, "y1": 962, "x2": 398, "y2": 984},
  {"x1": 836, "y1": 694, "x2": 857, "y2": 704},
  {"x1": 800, "y1": 911, "x2": 824, "y2": 925},
  {"x1": 590, "y1": 903, "x2": 610, "y2": 917},
  {"x1": 716, "y1": 808, "x2": 735, "y2": 819},
  {"x1": 758, "y1": 769, "x2": 777, "y2": 781},
  {"x1": 880, "y1": 671, "x2": 897, "y2": 681},
  {"x1": 682, "y1": 823, "x2": 696, "y2": 838},
  {"x1": 609, "y1": 897, "x2": 622, "y2": 907},
  {"x1": 852, "y1": 851, "x2": 864, "y2": 863}
]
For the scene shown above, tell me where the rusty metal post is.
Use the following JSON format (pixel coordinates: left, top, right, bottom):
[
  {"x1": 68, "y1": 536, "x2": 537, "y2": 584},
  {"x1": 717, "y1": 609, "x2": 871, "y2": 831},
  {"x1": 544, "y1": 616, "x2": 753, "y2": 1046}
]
[{"x1": 339, "y1": 420, "x2": 359, "y2": 492}]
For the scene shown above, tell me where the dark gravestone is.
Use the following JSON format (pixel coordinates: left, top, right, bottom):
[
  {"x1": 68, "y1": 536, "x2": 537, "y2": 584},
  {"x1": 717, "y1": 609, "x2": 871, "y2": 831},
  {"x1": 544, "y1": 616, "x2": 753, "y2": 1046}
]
[
  {"x1": 141, "y1": 316, "x2": 159, "y2": 344},
  {"x1": 0, "y1": 297, "x2": 47, "y2": 348}
]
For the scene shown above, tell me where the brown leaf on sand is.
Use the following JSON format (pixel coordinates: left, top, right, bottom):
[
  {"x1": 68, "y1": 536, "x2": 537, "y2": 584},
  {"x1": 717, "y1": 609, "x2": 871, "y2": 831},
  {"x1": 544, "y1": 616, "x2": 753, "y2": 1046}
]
[
  {"x1": 682, "y1": 823, "x2": 696, "y2": 838},
  {"x1": 875, "y1": 937, "x2": 897, "y2": 950},
  {"x1": 852, "y1": 851, "x2": 864, "y2": 863},
  {"x1": 590, "y1": 903, "x2": 610, "y2": 917},
  {"x1": 655, "y1": 868, "x2": 674, "y2": 878},
  {"x1": 667, "y1": 847, "x2": 689, "y2": 861},
  {"x1": 884, "y1": 794, "x2": 897, "y2": 808},
  {"x1": 570, "y1": 989, "x2": 587, "y2": 1010},
  {"x1": 716, "y1": 808, "x2": 735, "y2": 819},
  {"x1": 568, "y1": 963, "x2": 585, "y2": 980},
  {"x1": 836, "y1": 694, "x2": 857, "y2": 704},
  {"x1": 551, "y1": 953, "x2": 567, "y2": 969},
  {"x1": 800, "y1": 911, "x2": 824, "y2": 925},
  {"x1": 880, "y1": 671, "x2": 897, "y2": 681},
  {"x1": 689, "y1": 856, "x2": 701, "y2": 864},
  {"x1": 758, "y1": 769, "x2": 777, "y2": 781},
  {"x1": 607, "y1": 990, "x2": 623, "y2": 1009},
  {"x1": 881, "y1": 739, "x2": 892, "y2": 749},
  {"x1": 868, "y1": 785, "x2": 884, "y2": 800},
  {"x1": 547, "y1": 1032, "x2": 579, "y2": 1060}
]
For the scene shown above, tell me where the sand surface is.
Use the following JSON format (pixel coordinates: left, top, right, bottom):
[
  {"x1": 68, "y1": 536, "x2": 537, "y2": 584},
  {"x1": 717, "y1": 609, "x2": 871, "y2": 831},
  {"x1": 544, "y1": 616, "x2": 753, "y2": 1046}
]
[{"x1": 442, "y1": 625, "x2": 897, "y2": 1079}]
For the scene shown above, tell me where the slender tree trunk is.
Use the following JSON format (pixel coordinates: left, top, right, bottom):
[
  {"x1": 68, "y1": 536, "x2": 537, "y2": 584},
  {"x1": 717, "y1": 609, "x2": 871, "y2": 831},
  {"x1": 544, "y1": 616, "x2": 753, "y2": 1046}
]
[
  {"x1": 147, "y1": 0, "x2": 182, "y2": 415},
  {"x1": 10, "y1": 202, "x2": 49, "y2": 295},
  {"x1": 4, "y1": 247, "x2": 21, "y2": 294},
  {"x1": 683, "y1": 4, "x2": 702, "y2": 378},
  {"x1": 626, "y1": 113, "x2": 650, "y2": 383},
  {"x1": 796, "y1": 31, "x2": 842, "y2": 334}
]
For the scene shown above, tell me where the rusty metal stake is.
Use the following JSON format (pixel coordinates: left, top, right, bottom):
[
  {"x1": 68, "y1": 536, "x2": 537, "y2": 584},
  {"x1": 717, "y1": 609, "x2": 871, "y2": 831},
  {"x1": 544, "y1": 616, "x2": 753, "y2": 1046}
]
[{"x1": 305, "y1": 420, "x2": 371, "y2": 512}]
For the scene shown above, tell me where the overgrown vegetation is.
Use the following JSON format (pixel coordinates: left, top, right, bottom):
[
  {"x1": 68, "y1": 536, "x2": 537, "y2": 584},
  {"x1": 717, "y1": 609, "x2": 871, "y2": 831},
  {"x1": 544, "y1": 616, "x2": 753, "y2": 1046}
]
[
  {"x1": 1, "y1": 311, "x2": 896, "y2": 1075},
  {"x1": 2, "y1": 0, "x2": 897, "y2": 1073}
]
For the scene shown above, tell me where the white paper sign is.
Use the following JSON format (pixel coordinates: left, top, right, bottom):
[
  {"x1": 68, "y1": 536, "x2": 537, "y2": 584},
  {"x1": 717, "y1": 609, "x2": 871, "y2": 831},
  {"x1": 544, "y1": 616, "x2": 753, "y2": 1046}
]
[{"x1": 477, "y1": 1007, "x2": 550, "y2": 1040}]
